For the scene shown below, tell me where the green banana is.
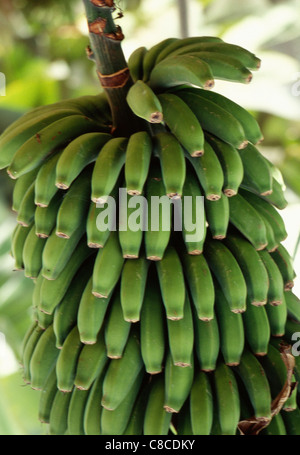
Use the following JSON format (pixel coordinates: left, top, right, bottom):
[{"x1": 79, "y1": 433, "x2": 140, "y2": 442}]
[
  {"x1": 22, "y1": 223, "x2": 47, "y2": 279},
  {"x1": 197, "y1": 90, "x2": 263, "y2": 144},
  {"x1": 120, "y1": 255, "x2": 149, "y2": 322},
  {"x1": 156, "y1": 244, "x2": 186, "y2": 320},
  {"x1": 149, "y1": 54, "x2": 215, "y2": 90},
  {"x1": 39, "y1": 242, "x2": 94, "y2": 315},
  {"x1": 143, "y1": 374, "x2": 172, "y2": 435},
  {"x1": 258, "y1": 249, "x2": 285, "y2": 306},
  {"x1": 49, "y1": 389, "x2": 72, "y2": 435},
  {"x1": 233, "y1": 348, "x2": 272, "y2": 423},
  {"x1": 228, "y1": 192, "x2": 268, "y2": 251},
  {"x1": 101, "y1": 370, "x2": 144, "y2": 436},
  {"x1": 29, "y1": 324, "x2": 59, "y2": 390},
  {"x1": 34, "y1": 191, "x2": 63, "y2": 239},
  {"x1": 205, "y1": 133, "x2": 244, "y2": 196},
  {"x1": 56, "y1": 325, "x2": 84, "y2": 393},
  {"x1": 83, "y1": 369, "x2": 106, "y2": 435},
  {"x1": 67, "y1": 387, "x2": 90, "y2": 435},
  {"x1": 7, "y1": 114, "x2": 103, "y2": 179},
  {"x1": 204, "y1": 238, "x2": 247, "y2": 313},
  {"x1": 126, "y1": 80, "x2": 163, "y2": 123},
  {"x1": 281, "y1": 407, "x2": 300, "y2": 435},
  {"x1": 104, "y1": 290, "x2": 131, "y2": 358},
  {"x1": 164, "y1": 350, "x2": 194, "y2": 413},
  {"x1": 53, "y1": 261, "x2": 93, "y2": 348},
  {"x1": 41, "y1": 227, "x2": 86, "y2": 281},
  {"x1": 157, "y1": 92, "x2": 205, "y2": 157},
  {"x1": 261, "y1": 413, "x2": 287, "y2": 435},
  {"x1": 34, "y1": 152, "x2": 61, "y2": 207},
  {"x1": 11, "y1": 223, "x2": 32, "y2": 270},
  {"x1": 77, "y1": 277, "x2": 111, "y2": 345},
  {"x1": 155, "y1": 131, "x2": 186, "y2": 199},
  {"x1": 189, "y1": 370, "x2": 213, "y2": 435},
  {"x1": 260, "y1": 177, "x2": 288, "y2": 210},
  {"x1": 16, "y1": 181, "x2": 35, "y2": 227},
  {"x1": 128, "y1": 46, "x2": 147, "y2": 82},
  {"x1": 0, "y1": 108, "x2": 80, "y2": 170},
  {"x1": 265, "y1": 294, "x2": 287, "y2": 337},
  {"x1": 12, "y1": 166, "x2": 41, "y2": 213},
  {"x1": 242, "y1": 300, "x2": 270, "y2": 356},
  {"x1": 224, "y1": 231, "x2": 269, "y2": 306},
  {"x1": 175, "y1": 401, "x2": 193, "y2": 435},
  {"x1": 167, "y1": 291, "x2": 194, "y2": 367},
  {"x1": 285, "y1": 291, "x2": 300, "y2": 323},
  {"x1": 181, "y1": 252, "x2": 215, "y2": 321},
  {"x1": 118, "y1": 190, "x2": 145, "y2": 258},
  {"x1": 144, "y1": 161, "x2": 172, "y2": 260},
  {"x1": 186, "y1": 51, "x2": 253, "y2": 84},
  {"x1": 238, "y1": 142, "x2": 273, "y2": 196},
  {"x1": 155, "y1": 35, "x2": 224, "y2": 62},
  {"x1": 186, "y1": 141, "x2": 224, "y2": 201},
  {"x1": 193, "y1": 309, "x2": 220, "y2": 372},
  {"x1": 181, "y1": 164, "x2": 207, "y2": 254},
  {"x1": 262, "y1": 215, "x2": 280, "y2": 252},
  {"x1": 55, "y1": 131, "x2": 111, "y2": 190},
  {"x1": 123, "y1": 382, "x2": 151, "y2": 435},
  {"x1": 38, "y1": 363, "x2": 58, "y2": 424},
  {"x1": 124, "y1": 130, "x2": 153, "y2": 195},
  {"x1": 175, "y1": 88, "x2": 247, "y2": 150},
  {"x1": 271, "y1": 244, "x2": 296, "y2": 291},
  {"x1": 74, "y1": 331, "x2": 108, "y2": 391},
  {"x1": 140, "y1": 267, "x2": 166, "y2": 374},
  {"x1": 205, "y1": 193, "x2": 230, "y2": 239},
  {"x1": 239, "y1": 188, "x2": 287, "y2": 244},
  {"x1": 142, "y1": 37, "x2": 179, "y2": 81},
  {"x1": 213, "y1": 361, "x2": 241, "y2": 435},
  {"x1": 101, "y1": 329, "x2": 144, "y2": 411},
  {"x1": 55, "y1": 166, "x2": 92, "y2": 239},
  {"x1": 214, "y1": 286, "x2": 245, "y2": 366},
  {"x1": 91, "y1": 136, "x2": 128, "y2": 204},
  {"x1": 92, "y1": 231, "x2": 124, "y2": 299},
  {"x1": 21, "y1": 322, "x2": 44, "y2": 384}
]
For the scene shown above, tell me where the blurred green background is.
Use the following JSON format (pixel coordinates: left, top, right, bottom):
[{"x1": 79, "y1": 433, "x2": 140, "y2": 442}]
[{"x1": 0, "y1": 0, "x2": 299, "y2": 435}]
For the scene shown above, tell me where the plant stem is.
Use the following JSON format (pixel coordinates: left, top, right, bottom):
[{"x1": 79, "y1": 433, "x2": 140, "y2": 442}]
[
  {"x1": 177, "y1": 0, "x2": 189, "y2": 38},
  {"x1": 82, "y1": 0, "x2": 143, "y2": 136}
]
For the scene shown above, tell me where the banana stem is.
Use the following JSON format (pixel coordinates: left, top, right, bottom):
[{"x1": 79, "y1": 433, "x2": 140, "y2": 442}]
[{"x1": 82, "y1": 0, "x2": 143, "y2": 136}]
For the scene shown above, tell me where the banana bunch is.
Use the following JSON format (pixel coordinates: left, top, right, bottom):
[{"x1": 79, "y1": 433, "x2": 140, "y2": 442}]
[{"x1": 1, "y1": 33, "x2": 299, "y2": 436}]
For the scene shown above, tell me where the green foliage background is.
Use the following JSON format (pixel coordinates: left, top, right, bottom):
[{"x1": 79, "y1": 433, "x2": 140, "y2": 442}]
[{"x1": 0, "y1": 0, "x2": 299, "y2": 435}]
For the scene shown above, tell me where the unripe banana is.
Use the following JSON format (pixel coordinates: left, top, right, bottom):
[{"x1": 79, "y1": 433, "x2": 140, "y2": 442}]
[
  {"x1": 214, "y1": 286, "x2": 245, "y2": 366},
  {"x1": 258, "y1": 249, "x2": 285, "y2": 306},
  {"x1": 204, "y1": 238, "x2": 247, "y2": 313},
  {"x1": 176, "y1": 401, "x2": 193, "y2": 435},
  {"x1": 224, "y1": 231, "x2": 269, "y2": 306},
  {"x1": 156, "y1": 244, "x2": 186, "y2": 320},
  {"x1": 143, "y1": 374, "x2": 172, "y2": 435},
  {"x1": 104, "y1": 290, "x2": 131, "y2": 358},
  {"x1": 21, "y1": 322, "x2": 44, "y2": 384},
  {"x1": 167, "y1": 292, "x2": 194, "y2": 367},
  {"x1": 124, "y1": 130, "x2": 153, "y2": 195},
  {"x1": 193, "y1": 309, "x2": 220, "y2": 372},
  {"x1": 120, "y1": 255, "x2": 149, "y2": 322},
  {"x1": 22, "y1": 224, "x2": 47, "y2": 279},
  {"x1": 16, "y1": 181, "x2": 35, "y2": 227},
  {"x1": 142, "y1": 37, "x2": 179, "y2": 81},
  {"x1": 186, "y1": 141, "x2": 224, "y2": 201},
  {"x1": 140, "y1": 268, "x2": 166, "y2": 374},
  {"x1": 238, "y1": 142, "x2": 273, "y2": 196},
  {"x1": 164, "y1": 350, "x2": 194, "y2": 413},
  {"x1": 123, "y1": 382, "x2": 151, "y2": 435},
  {"x1": 149, "y1": 54, "x2": 215, "y2": 90},
  {"x1": 213, "y1": 361, "x2": 241, "y2": 435},
  {"x1": 101, "y1": 329, "x2": 144, "y2": 411},
  {"x1": 56, "y1": 325, "x2": 84, "y2": 393},
  {"x1": 11, "y1": 223, "x2": 32, "y2": 270},
  {"x1": 271, "y1": 244, "x2": 296, "y2": 291},
  {"x1": 29, "y1": 324, "x2": 59, "y2": 390},
  {"x1": 12, "y1": 166, "x2": 41, "y2": 213},
  {"x1": 67, "y1": 387, "x2": 90, "y2": 435},
  {"x1": 175, "y1": 88, "x2": 247, "y2": 150},
  {"x1": 128, "y1": 46, "x2": 147, "y2": 82},
  {"x1": 91, "y1": 136, "x2": 128, "y2": 204},
  {"x1": 118, "y1": 190, "x2": 144, "y2": 258},
  {"x1": 265, "y1": 294, "x2": 287, "y2": 337},
  {"x1": 126, "y1": 80, "x2": 163, "y2": 123},
  {"x1": 281, "y1": 407, "x2": 300, "y2": 435},
  {"x1": 34, "y1": 152, "x2": 61, "y2": 207},
  {"x1": 285, "y1": 291, "x2": 300, "y2": 323},
  {"x1": 158, "y1": 92, "x2": 205, "y2": 157},
  {"x1": 205, "y1": 193, "x2": 230, "y2": 239},
  {"x1": 49, "y1": 389, "x2": 72, "y2": 435},
  {"x1": 181, "y1": 252, "x2": 215, "y2": 321},
  {"x1": 34, "y1": 191, "x2": 63, "y2": 239},
  {"x1": 83, "y1": 368, "x2": 106, "y2": 435},
  {"x1": 74, "y1": 331, "x2": 108, "y2": 391},
  {"x1": 242, "y1": 300, "x2": 270, "y2": 356},
  {"x1": 92, "y1": 231, "x2": 124, "y2": 299},
  {"x1": 261, "y1": 412, "x2": 287, "y2": 435},
  {"x1": 38, "y1": 364, "x2": 57, "y2": 424},
  {"x1": 190, "y1": 370, "x2": 213, "y2": 435},
  {"x1": 205, "y1": 133, "x2": 244, "y2": 196},
  {"x1": 77, "y1": 277, "x2": 111, "y2": 345},
  {"x1": 155, "y1": 131, "x2": 186, "y2": 199}
]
